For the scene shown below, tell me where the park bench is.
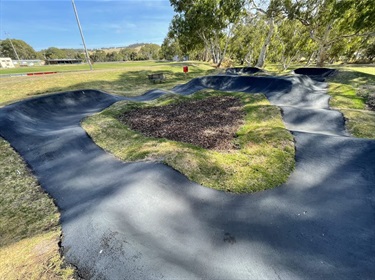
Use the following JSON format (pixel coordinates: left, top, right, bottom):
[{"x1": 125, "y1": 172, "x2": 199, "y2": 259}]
[{"x1": 148, "y1": 73, "x2": 166, "y2": 83}]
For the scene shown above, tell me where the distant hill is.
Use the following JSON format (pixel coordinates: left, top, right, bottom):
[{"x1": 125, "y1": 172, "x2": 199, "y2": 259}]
[
  {"x1": 89, "y1": 43, "x2": 159, "y2": 54},
  {"x1": 126, "y1": 43, "x2": 148, "y2": 48}
]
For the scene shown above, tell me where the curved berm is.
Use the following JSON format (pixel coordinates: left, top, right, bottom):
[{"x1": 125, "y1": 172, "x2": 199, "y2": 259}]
[
  {"x1": 0, "y1": 73, "x2": 374, "y2": 280},
  {"x1": 293, "y1": 67, "x2": 336, "y2": 78},
  {"x1": 225, "y1": 66, "x2": 262, "y2": 75}
]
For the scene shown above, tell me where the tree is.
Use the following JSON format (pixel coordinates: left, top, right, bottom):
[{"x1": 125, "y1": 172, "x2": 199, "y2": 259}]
[
  {"x1": 44, "y1": 47, "x2": 67, "y2": 59},
  {"x1": 90, "y1": 50, "x2": 106, "y2": 62},
  {"x1": 160, "y1": 37, "x2": 182, "y2": 60},
  {"x1": 139, "y1": 44, "x2": 161, "y2": 60},
  {"x1": 169, "y1": 0, "x2": 246, "y2": 67},
  {"x1": 106, "y1": 51, "x2": 124, "y2": 62},
  {"x1": 271, "y1": 19, "x2": 311, "y2": 69},
  {"x1": 227, "y1": 13, "x2": 265, "y2": 65},
  {"x1": 246, "y1": 0, "x2": 287, "y2": 68},
  {"x1": 364, "y1": 40, "x2": 375, "y2": 61},
  {"x1": 119, "y1": 48, "x2": 138, "y2": 61},
  {"x1": 283, "y1": 0, "x2": 375, "y2": 66},
  {"x1": 0, "y1": 39, "x2": 38, "y2": 59}
]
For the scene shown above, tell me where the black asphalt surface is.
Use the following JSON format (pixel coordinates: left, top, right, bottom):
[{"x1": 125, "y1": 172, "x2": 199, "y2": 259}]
[
  {"x1": 0, "y1": 72, "x2": 374, "y2": 279},
  {"x1": 225, "y1": 67, "x2": 262, "y2": 75},
  {"x1": 293, "y1": 67, "x2": 337, "y2": 79}
]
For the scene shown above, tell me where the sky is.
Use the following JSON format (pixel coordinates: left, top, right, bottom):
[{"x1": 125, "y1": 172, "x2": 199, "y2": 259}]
[{"x1": 0, "y1": 0, "x2": 175, "y2": 51}]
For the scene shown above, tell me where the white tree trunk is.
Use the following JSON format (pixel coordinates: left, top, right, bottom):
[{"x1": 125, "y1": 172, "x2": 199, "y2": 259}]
[
  {"x1": 305, "y1": 51, "x2": 316, "y2": 66},
  {"x1": 256, "y1": 18, "x2": 274, "y2": 68},
  {"x1": 315, "y1": 21, "x2": 333, "y2": 67},
  {"x1": 244, "y1": 48, "x2": 253, "y2": 66},
  {"x1": 217, "y1": 25, "x2": 234, "y2": 68}
]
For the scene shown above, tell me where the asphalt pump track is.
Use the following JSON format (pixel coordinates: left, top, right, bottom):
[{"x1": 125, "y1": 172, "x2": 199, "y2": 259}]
[{"x1": 0, "y1": 72, "x2": 374, "y2": 279}]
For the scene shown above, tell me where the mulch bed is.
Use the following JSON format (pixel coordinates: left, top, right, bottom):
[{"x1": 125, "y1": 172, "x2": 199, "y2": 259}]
[{"x1": 119, "y1": 96, "x2": 245, "y2": 150}]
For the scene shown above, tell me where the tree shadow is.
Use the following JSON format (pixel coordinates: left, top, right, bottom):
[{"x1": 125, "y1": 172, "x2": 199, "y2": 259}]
[{"x1": 0, "y1": 73, "x2": 374, "y2": 278}]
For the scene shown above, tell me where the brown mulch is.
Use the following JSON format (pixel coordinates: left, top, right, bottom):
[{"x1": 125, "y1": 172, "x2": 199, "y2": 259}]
[{"x1": 119, "y1": 96, "x2": 245, "y2": 150}]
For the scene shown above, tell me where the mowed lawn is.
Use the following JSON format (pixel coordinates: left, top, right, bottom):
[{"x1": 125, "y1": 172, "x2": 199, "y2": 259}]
[{"x1": 0, "y1": 61, "x2": 215, "y2": 106}]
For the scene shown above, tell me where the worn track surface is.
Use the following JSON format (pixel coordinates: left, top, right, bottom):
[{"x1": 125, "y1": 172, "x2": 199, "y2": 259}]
[{"x1": 0, "y1": 74, "x2": 374, "y2": 280}]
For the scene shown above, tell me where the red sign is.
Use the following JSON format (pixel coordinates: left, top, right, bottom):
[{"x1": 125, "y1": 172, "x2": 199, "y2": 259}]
[{"x1": 183, "y1": 66, "x2": 188, "y2": 73}]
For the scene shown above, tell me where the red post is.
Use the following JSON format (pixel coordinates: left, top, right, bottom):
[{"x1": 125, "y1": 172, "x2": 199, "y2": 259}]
[{"x1": 183, "y1": 66, "x2": 188, "y2": 73}]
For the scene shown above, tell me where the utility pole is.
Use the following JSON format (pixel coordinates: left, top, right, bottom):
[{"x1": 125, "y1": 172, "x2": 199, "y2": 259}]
[
  {"x1": 4, "y1": 32, "x2": 21, "y2": 65},
  {"x1": 71, "y1": 0, "x2": 93, "y2": 70}
]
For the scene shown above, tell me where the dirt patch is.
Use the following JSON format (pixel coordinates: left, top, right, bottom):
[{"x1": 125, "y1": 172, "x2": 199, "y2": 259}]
[{"x1": 119, "y1": 96, "x2": 245, "y2": 150}]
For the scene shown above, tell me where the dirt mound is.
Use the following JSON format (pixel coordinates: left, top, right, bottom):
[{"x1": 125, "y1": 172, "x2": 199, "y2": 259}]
[{"x1": 119, "y1": 96, "x2": 245, "y2": 150}]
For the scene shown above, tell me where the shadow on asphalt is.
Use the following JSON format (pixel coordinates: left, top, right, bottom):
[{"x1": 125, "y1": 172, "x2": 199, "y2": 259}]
[{"x1": 0, "y1": 71, "x2": 374, "y2": 279}]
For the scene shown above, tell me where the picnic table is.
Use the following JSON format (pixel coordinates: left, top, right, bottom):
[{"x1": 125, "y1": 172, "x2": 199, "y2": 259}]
[{"x1": 148, "y1": 73, "x2": 166, "y2": 83}]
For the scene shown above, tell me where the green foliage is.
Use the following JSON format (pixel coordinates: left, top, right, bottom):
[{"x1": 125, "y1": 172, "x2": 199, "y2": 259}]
[
  {"x1": 282, "y1": 0, "x2": 375, "y2": 66},
  {"x1": 119, "y1": 48, "x2": 138, "y2": 61},
  {"x1": 43, "y1": 47, "x2": 67, "y2": 59},
  {"x1": 168, "y1": 0, "x2": 246, "y2": 65},
  {"x1": 364, "y1": 40, "x2": 375, "y2": 61},
  {"x1": 106, "y1": 51, "x2": 124, "y2": 62},
  {"x1": 163, "y1": 0, "x2": 374, "y2": 67},
  {"x1": 0, "y1": 39, "x2": 38, "y2": 59},
  {"x1": 160, "y1": 37, "x2": 182, "y2": 60},
  {"x1": 90, "y1": 50, "x2": 107, "y2": 62},
  {"x1": 228, "y1": 12, "x2": 266, "y2": 65},
  {"x1": 138, "y1": 44, "x2": 161, "y2": 60}
]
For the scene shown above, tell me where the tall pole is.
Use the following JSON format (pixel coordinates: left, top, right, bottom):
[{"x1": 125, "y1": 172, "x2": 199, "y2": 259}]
[
  {"x1": 4, "y1": 32, "x2": 21, "y2": 65},
  {"x1": 71, "y1": 0, "x2": 93, "y2": 70}
]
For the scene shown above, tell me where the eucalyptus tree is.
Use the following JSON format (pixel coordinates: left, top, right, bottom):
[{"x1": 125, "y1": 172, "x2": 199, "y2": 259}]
[
  {"x1": 119, "y1": 48, "x2": 138, "y2": 61},
  {"x1": 160, "y1": 37, "x2": 182, "y2": 60},
  {"x1": 169, "y1": 0, "x2": 245, "y2": 67},
  {"x1": 282, "y1": 0, "x2": 375, "y2": 66},
  {"x1": 228, "y1": 12, "x2": 266, "y2": 65},
  {"x1": 244, "y1": 0, "x2": 287, "y2": 68},
  {"x1": 271, "y1": 19, "x2": 312, "y2": 69},
  {"x1": 139, "y1": 44, "x2": 161, "y2": 60}
]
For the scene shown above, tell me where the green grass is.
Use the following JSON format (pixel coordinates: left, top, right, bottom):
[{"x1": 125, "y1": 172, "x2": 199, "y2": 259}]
[
  {"x1": 327, "y1": 67, "x2": 375, "y2": 139},
  {"x1": 0, "y1": 61, "x2": 191, "y2": 75},
  {"x1": 0, "y1": 61, "x2": 215, "y2": 106},
  {"x1": 0, "y1": 138, "x2": 74, "y2": 279},
  {"x1": 82, "y1": 90, "x2": 295, "y2": 193}
]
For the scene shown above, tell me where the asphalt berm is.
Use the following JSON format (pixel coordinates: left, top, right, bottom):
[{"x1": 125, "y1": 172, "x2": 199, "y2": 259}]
[
  {"x1": 0, "y1": 69, "x2": 374, "y2": 279},
  {"x1": 225, "y1": 66, "x2": 262, "y2": 75},
  {"x1": 293, "y1": 67, "x2": 336, "y2": 77}
]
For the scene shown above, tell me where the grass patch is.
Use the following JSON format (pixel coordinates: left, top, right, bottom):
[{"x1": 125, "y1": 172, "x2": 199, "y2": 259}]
[
  {"x1": 339, "y1": 109, "x2": 375, "y2": 139},
  {"x1": 327, "y1": 67, "x2": 375, "y2": 139},
  {"x1": 0, "y1": 138, "x2": 74, "y2": 279},
  {"x1": 82, "y1": 90, "x2": 295, "y2": 193},
  {"x1": 0, "y1": 61, "x2": 215, "y2": 106},
  {"x1": 0, "y1": 61, "x2": 204, "y2": 75}
]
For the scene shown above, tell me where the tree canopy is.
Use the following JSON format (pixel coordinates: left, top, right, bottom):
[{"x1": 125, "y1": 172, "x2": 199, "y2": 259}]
[
  {"x1": 0, "y1": 39, "x2": 39, "y2": 60},
  {"x1": 162, "y1": 0, "x2": 375, "y2": 67}
]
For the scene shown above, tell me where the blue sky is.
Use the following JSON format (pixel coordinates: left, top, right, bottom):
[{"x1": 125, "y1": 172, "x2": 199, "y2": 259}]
[{"x1": 0, "y1": 0, "x2": 175, "y2": 51}]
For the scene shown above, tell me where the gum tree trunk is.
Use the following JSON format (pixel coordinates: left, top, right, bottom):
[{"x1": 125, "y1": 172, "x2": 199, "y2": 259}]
[{"x1": 256, "y1": 18, "x2": 274, "y2": 68}]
